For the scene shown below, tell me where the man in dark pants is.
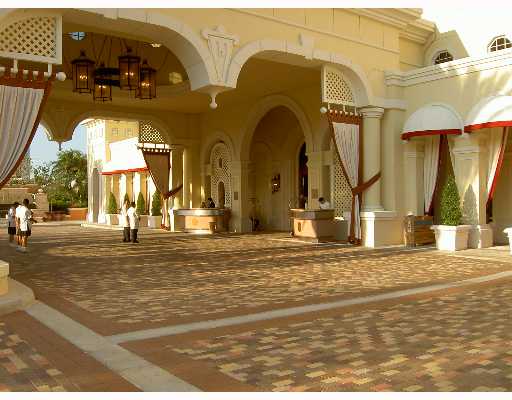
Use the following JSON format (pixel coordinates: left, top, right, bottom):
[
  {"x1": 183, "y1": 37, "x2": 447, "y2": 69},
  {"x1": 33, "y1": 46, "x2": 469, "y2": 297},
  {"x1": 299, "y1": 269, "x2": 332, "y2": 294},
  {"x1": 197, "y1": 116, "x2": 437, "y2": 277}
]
[{"x1": 121, "y1": 198, "x2": 130, "y2": 242}]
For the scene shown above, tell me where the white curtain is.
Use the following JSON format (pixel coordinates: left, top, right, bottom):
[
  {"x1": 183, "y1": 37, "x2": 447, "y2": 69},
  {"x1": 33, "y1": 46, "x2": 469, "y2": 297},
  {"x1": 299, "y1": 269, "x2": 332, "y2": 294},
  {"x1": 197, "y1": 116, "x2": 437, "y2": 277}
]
[
  {"x1": 0, "y1": 85, "x2": 45, "y2": 188},
  {"x1": 423, "y1": 135, "x2": 440, "y2": 214},
  {"x1": 333, "y1": 122, "x2": 361, "y2": 240},
  {"x1": 487, "y1": 127, "x2": 509, "y2": 202}
]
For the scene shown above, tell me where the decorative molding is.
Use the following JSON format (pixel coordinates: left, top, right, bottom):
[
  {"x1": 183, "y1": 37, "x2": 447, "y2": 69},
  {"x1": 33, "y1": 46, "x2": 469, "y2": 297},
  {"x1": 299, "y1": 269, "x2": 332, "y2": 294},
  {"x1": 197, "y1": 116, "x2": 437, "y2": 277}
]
[
  {"x1": 202, "y1": 25, "x2": 239, "y2": 84},
  {"x1": 385, "y1": 48, "x2": 512, "y2": 87},
  {"x1": 360, "y1": 107, "x2": 385, "y2": 119}
]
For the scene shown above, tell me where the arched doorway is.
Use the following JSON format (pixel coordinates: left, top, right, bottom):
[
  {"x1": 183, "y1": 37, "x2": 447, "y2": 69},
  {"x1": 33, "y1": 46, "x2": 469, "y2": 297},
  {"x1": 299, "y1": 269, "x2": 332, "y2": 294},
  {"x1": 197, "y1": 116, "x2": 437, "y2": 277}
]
[
  {"x1": 91, "y1": 168, "x2": 100, "y2": 222},
  {"x1": 248, "y1": 106, "x2": 305, "y2": 231}
]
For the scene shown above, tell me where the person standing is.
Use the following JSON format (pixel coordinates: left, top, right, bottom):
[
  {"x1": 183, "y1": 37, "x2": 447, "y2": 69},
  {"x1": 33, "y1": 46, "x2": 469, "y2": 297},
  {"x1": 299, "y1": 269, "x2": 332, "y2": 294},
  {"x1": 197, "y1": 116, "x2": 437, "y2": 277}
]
[
  {"x1": 6, "y1": 202, "x2": 19, "y2": 247},
  {"x1": 127, "y1": 201, "x2": 140, "y2": 243},
  {"x1": 121, "y1": 198, "x2": 130, "y2": 243},
  {"x1": 16, "y1": 199, "x2": 35, "y2": 252}
]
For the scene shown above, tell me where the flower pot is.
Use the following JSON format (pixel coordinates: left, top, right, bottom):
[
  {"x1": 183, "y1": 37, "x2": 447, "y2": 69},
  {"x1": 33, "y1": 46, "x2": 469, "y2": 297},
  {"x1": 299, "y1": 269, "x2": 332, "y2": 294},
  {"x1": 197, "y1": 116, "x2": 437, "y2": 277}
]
[
  {"x1": 68, "y1": 207, "x2": 88, "y2": 221},
  {"x1": 431, "y1": 225, "x2": 471, "y2": 251},
  {"x1": 105, "y1": 214, "x2": 118, "y2": 226},
  {"x1": 148, "y1": 215, "x2": 162, "y2": 229},
  {"x1": 503, "y1": 228, "x2": 512, "y2": 255}
]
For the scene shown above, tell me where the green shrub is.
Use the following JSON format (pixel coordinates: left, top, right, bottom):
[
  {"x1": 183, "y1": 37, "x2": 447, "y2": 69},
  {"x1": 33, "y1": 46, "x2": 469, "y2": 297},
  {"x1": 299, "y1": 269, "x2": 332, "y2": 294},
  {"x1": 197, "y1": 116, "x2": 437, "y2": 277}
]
[
  {"x1": 123, "y1": 193, "x2": 130, "y2": 205},
  {"x1": 151, "y1": 190, "x2": 162, "y2": 216},
  {"x1": 136, "y1": 192, "x2": 146, "y2": 215},
  {"x1": 107, "y1": 193, "x2": 118, "y2": 215},
  {"x1": 440, "y1": 174, "x2": 462, "y2": 226}
]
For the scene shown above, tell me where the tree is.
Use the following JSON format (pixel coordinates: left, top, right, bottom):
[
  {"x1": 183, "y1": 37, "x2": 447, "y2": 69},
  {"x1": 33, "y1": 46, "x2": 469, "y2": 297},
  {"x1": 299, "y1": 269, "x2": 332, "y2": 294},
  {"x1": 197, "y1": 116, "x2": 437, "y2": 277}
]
[
  {"x1": 123, "y1": 193, "x2": 130, "y2": 205},
  {"x1": 440, "y1": 174, "x2": 462, "y2": 226},
  {"x1": 136, "y1": 192, "x2": 146, "y2": 215},
  {"x1": 107, "y1": 193, "x2": 118, "y2": 215},
  {"x1": 151, "y1": 190, "x2": 162, "y2": 216}
]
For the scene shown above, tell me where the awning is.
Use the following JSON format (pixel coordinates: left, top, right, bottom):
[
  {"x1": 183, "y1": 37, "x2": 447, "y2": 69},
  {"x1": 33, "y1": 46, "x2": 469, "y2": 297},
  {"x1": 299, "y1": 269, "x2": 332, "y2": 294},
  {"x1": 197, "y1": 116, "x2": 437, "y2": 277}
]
[
  {"x1": 464, "y1": 95, "x2": 512, "y2": 132},
  {"x1": 401, "y1": 104, "x2": 463, "y2": 140},
  {"x1": 101, "y1": 137, "x2": 148, "y2": 175}
]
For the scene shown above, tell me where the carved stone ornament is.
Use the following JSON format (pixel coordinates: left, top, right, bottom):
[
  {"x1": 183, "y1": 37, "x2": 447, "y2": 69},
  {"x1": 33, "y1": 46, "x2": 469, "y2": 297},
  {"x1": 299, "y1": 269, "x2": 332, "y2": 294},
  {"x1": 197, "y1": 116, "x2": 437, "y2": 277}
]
[{"x1": 202, "y1": 25, "x2": 239, "y2": 84}]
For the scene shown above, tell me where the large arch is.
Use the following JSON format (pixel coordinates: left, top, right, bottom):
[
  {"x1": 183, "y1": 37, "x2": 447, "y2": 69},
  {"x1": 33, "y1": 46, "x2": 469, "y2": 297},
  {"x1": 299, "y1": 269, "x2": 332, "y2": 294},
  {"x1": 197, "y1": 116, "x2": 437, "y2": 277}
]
[
  {"x1": 239, "y1": 94, "x2": 313, "y2": 162},
  {"x1": 226, "y1": 39, "x2": 374, "y2": 106}
]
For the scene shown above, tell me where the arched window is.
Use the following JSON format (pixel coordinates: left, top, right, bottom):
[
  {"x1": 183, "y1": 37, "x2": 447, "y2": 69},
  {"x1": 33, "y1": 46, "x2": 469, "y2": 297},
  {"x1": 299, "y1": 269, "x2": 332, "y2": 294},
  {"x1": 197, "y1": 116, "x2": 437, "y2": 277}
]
[
  {"x1": 489, "y1": 36, "x2": 512, "y2": 52},
  {"x1": 434, "y1": 51, "x2": 454, "y2": 65}
]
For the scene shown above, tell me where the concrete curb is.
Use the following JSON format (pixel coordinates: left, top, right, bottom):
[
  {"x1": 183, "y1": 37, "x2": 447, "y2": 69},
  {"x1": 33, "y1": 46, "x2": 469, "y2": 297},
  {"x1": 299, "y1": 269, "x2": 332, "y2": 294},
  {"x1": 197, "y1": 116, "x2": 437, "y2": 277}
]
[{"x1": 0, "y1": 278, "x2": 36, "y2": 317}]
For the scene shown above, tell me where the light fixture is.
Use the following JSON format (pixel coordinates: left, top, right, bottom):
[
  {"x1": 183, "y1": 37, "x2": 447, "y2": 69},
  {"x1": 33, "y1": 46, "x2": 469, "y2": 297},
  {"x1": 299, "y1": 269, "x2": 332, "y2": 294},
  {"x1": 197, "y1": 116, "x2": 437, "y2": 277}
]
[
  {"x1": 150, "y1": 43, "x2": 162, "y2": 48},
  {"x1": 69, "y1": 31, "x2": 86, "y2": 41},
  {"x1": 93, "y1": 63, "x2": 113, "y2": 102},
  {"x1": 71, "y1": 51, "x2": 94, "y2": 93},
  {"x1": 118, "y1": 47, "x2": 140, "y2": 91},
  {"x1": 137, "y1": 59, "x2": 156, "y2": 100}
]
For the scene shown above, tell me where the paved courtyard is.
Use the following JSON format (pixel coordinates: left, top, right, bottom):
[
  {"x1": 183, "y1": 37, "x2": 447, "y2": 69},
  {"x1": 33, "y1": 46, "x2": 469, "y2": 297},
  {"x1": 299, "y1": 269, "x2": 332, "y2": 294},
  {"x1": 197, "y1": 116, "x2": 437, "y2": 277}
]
[{"x1": 0, "y1": 224, "x2": 512, "y2": 391}]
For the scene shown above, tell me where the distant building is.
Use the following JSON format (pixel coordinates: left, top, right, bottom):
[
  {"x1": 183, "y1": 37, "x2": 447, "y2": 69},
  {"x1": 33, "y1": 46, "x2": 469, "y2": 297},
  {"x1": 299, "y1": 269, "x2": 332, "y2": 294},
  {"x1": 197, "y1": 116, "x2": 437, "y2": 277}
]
[{"x1": 9, "y1": 151, "x2": 32, "y2": 185}]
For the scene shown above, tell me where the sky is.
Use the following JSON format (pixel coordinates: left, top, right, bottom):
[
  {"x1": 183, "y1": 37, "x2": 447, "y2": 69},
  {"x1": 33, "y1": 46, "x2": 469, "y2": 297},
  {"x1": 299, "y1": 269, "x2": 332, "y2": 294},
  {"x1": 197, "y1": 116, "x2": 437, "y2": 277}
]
[{"x1": 30, "y1": 124, "x2": 87, "y2": 167}]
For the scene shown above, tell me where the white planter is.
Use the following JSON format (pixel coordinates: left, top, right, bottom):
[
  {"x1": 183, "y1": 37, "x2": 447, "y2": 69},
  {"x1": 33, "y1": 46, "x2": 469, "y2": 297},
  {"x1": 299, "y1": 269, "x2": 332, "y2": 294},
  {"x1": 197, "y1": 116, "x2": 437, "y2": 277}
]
[
  {"x1": 431, "y1": 225, "x2": 471, "y2": 251},
  {"x1": 468, "y1": 224, "x2": 493, "y2": 249},
  {"x1": 104, "y1": 214, "x2": 119, "y2": 226},
  {"x1": 503, "y1": 228, "x2": 512, "y2": 254},
  {"x1": 148, "y1": 215, "x2": 162, "y2": 229}
]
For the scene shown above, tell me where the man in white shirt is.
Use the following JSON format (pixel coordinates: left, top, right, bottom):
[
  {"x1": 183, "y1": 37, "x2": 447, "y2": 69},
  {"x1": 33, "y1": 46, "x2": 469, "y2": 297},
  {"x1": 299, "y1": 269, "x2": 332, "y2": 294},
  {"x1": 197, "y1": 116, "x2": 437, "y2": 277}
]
[
  {"x1": 16, "y1": 198, "x2": 35, "y2": 252},
  {"x1": 6, "y1": 201, "x2": 19, "y2": 247},
  {"x1": 127, "y1": 201, "x2": 140, "y2": 243},
  {"x1": 318, "y1": 197, "x2": 332, "y2": 210},
  {"x1": 121, "y1": 198, "x2": 131, "y2": 242}
]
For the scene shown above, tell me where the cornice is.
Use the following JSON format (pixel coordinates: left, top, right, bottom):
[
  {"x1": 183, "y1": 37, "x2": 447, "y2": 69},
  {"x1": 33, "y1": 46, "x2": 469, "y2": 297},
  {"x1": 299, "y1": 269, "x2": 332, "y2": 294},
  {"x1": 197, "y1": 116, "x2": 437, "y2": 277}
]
[{"x1": 347, "y1": 8, "x2": 422, "y2": 30}]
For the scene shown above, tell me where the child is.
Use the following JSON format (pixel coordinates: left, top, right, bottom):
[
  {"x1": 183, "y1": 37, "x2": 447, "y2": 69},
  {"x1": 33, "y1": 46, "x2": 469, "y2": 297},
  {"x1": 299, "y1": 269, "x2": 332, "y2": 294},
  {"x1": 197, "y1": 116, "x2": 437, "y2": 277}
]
[
  {"x1": 16, "y1": 198, "x2": 36, "y2": 252},
  {"x1": 127, "y1": 201, "x2": 140, "y2": 243},
  {"x1": 6, "y1": 202, "x2": 19, "y2": 247}
]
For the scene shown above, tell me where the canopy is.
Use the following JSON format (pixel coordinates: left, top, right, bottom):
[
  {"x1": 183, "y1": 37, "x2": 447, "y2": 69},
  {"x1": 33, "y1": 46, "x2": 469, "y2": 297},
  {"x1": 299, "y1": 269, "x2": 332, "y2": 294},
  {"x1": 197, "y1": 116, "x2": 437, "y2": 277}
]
[
  {"x1": 401, "y1": 104, "x2": 463, "y2": 140},
  {"x1": 464, "y1": 95, "x2": 512, "y2": 132},
  {"x1": 101, "y1": 137, "x2": 148, "y2": 175}
]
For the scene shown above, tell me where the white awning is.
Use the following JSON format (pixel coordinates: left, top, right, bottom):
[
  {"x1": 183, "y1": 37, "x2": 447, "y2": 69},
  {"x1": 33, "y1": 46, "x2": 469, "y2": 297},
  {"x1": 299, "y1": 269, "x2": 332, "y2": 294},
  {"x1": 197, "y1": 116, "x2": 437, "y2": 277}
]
[
  {"x1": 401, "y1": 103, "x2": 463, "y2": 140},
  {"x1": 465, "y1": 95, "x2": 512, "y2": 132},
  {"x1": 101, "y1": 137, "x2": 148, "y2": 175}
]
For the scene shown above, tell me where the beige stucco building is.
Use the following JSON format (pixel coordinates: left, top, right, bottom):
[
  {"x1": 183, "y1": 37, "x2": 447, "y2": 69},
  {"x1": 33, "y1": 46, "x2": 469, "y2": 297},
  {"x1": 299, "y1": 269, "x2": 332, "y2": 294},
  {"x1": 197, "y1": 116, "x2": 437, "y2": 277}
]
[{"x1": 2, "y1": 8, "x2": 512, "y2": 247}]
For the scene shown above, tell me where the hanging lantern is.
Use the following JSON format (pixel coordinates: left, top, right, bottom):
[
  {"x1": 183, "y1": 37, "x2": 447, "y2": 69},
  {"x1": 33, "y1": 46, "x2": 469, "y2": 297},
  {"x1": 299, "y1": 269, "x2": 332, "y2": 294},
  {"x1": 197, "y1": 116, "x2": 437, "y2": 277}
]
[
  {"x1": 118, "y1": 47, "x2": 140, "y2": 90},
  {"x1": 71, "y1": 51, "x2": 94, "y2": 93},
  {"x1": 137, "y1": 59, "x2": 156, "y2": 100},
  {"x1": 93, "y1": 63, "x2": 113, "y2": 102}
]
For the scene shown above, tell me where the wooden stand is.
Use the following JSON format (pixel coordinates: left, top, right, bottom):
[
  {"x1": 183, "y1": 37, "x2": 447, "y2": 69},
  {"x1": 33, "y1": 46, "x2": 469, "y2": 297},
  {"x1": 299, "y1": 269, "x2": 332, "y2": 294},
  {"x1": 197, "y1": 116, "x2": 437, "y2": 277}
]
[{"x1": 403, "y1": 215, "x2": 435, "y2": 246}]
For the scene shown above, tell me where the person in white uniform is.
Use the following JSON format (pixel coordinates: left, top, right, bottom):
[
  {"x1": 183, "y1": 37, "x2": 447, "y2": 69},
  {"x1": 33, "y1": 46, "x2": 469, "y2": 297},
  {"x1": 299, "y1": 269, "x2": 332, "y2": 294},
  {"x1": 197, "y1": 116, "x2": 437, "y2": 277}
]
[
  {"x1": 121, "y1": 198, "x2": 131, "y2": 242},
  {"x1": 127, "y1": 201, "x2": 140, "y2": 243},
  {"x1": 318, "y1": 197, "x2": 332, "y2": 209},
  {"x1": 6, "y1": 201, "x2": 19, "y2": 247},
  {"x1": 15, "y1": 198, "x2": 35, "y2": 252}
]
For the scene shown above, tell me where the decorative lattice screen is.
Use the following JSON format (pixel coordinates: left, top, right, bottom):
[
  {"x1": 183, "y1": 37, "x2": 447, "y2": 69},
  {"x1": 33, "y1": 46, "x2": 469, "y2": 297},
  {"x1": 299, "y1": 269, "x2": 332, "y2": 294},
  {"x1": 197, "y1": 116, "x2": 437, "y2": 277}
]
[
  {"x1": 0, "y1": 15, "x2": 61, "y2": 64},
  {"x1": 331, "y1": 145, "x2": 353, "y2": 217},
  {"x1": 322, "y1": 65, "x2": 355, "y2": 106},
  {"x1": 139, "y1": 121, "x2": 165, "y2": 144},
  {"x1": 210, "y1": 142, "x2": 232, "y2": 208}
]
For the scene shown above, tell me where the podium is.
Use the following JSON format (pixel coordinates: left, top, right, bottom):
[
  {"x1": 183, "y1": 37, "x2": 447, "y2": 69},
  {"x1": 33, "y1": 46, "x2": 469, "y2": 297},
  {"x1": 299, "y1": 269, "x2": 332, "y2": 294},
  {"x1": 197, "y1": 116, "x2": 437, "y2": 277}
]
[{"x1": 290, "y1": 208, "x2": 335, "y2": 242}]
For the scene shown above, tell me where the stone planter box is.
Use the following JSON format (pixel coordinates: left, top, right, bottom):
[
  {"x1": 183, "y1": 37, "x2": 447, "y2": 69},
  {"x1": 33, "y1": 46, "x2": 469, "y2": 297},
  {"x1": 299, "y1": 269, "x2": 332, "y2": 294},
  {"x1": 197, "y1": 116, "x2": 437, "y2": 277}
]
[
  {"x1": 503, "y1": 228, "x2": 512, "y2": 254},
  {"x1": 468, "y1": 224, "x2": 493, "y2": 249},
  {"x1": 431, "y1": 225, "x2": 471, "y2": 251},
  {"x1": 139, "y1": 215, "x2": 148, "y2": 227},
  {"x1": 148, "y1": 215, "x2": 162, "y2": 229},
  {"x1": 105, "y1": 214, "x2": 119, "y2": 226},
  {"x1": 68, "y1": 207, "x2": 88, "y2": 221}
]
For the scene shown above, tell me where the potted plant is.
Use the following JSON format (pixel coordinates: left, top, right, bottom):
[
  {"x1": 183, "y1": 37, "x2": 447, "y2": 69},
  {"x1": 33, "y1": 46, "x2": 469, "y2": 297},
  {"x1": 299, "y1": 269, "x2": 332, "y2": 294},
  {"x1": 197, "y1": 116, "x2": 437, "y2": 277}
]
[
  {"x1": 431, "y1": 174, "x2": 471, "y2": 251},
  {"x1": 105, "y1": 192, "x2": 119, "y2": 225},
  {"x1": 148, "y1": 190, "x2": 162, "y2": 228},
  {"x1": 136, "y1": 192, "x2": 148, "y2": 227}
]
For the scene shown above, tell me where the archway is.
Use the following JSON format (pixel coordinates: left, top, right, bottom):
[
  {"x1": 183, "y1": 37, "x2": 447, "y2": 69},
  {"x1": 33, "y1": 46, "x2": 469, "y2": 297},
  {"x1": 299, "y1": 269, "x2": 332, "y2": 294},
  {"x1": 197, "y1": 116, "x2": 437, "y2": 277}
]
[{"x1": 248, "y1": 106, "x2": 305, "y2": 231}]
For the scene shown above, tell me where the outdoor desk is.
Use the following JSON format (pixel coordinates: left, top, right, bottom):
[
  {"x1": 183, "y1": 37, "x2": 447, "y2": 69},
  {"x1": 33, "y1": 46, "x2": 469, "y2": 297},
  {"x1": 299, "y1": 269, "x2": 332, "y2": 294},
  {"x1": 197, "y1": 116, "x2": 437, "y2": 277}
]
[
  {"x1": 173, "y1": 208, "x2": 229, "y2": 233},
  {"x1": 290, "y1": 208, "x2": 335, "y2": 242}
]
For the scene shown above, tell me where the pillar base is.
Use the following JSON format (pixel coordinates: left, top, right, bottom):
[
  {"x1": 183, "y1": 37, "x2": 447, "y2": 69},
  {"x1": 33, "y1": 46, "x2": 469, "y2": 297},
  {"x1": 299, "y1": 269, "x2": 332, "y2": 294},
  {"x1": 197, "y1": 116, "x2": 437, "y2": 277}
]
[
  {"x1": 361, "y1": 211, "x2": 403, "y2": 248},
  {"x1": 468, "y1": 224, "x2": 493, "y2": 249},
  {"x1": 0, "y1": 260, "x2": 8, "y2": 296}
]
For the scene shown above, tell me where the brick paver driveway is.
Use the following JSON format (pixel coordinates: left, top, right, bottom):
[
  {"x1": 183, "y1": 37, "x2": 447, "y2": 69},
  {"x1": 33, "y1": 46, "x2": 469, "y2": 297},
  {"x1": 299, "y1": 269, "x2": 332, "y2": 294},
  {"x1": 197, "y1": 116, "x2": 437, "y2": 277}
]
[{"x1": 1, "y1": 224, "x2": 511, "y2": 335}]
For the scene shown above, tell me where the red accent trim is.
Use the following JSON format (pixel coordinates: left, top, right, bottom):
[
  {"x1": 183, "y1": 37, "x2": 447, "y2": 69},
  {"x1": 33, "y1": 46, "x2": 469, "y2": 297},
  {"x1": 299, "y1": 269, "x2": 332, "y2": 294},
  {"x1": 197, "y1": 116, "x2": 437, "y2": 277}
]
[
  {"x1": 401, "y1": 129, "x2": 461, "y2": 140},
  {"x1": 101, "y1": 167, "x2": 148, "y2": 176},
  {"x1": 464, "y1": 120, "x2": 512, "y2": 133},
  {"x1": 487, "y1": 127, "x2": 508, "y2": 205}
]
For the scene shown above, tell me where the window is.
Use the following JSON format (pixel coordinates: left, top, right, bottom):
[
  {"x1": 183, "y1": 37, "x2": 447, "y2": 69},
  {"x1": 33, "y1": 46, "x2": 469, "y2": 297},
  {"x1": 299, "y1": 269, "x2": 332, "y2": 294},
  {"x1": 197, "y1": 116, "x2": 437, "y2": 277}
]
[
  {"x1": 434, "y1": 51, "x2": 454, "y2": 65},
  {"x1": 69, "y1": 32, "x2": 86, "y2": 41},
  {"x1": 489, "y1": 36, "x2": 512, "y2": 52}
]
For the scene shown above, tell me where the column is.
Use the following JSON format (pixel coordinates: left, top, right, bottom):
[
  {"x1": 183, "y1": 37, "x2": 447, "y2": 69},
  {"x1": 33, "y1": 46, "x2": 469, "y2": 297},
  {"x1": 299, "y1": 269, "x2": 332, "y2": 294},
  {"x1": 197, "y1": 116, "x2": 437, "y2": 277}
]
[
  {"x1": 403, "y1": 141, "x2": 425, "y2": 216},
  {"x1": 171, "y1": 147, "x2": 183, "y2": 208},
  {"x1": 183, "y1": 147, "x2": 193, "y2": 209},
  {"x1": 306, "y1": 151, "x2": 324, "y2": 209},
  {"x1": 360, "y1": 107, "x2": 384, "y2": 211},
  {"x1": 231, "y1": 160, "x2": 251, "y2": 232}
]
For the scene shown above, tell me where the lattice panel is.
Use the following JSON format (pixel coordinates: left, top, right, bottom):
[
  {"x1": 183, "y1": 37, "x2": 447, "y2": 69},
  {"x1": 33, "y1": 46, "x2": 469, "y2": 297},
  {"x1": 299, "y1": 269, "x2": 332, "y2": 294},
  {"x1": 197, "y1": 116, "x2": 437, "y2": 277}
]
[
  {"x1": 331, "y1": 146, "x2": 353, "y2": 218},
  {"x1": 322, "y1": 66, "x2": 355, "y2": 106},
  {"x1": 210, "y1": 142, "x2": 232, "y2": 208},
  {"x1": 139, "y1": 121, "x2": 165, "y2": 144},
  {"x1": 0, "y1": 16, "x2": 58, "y2": 62}
]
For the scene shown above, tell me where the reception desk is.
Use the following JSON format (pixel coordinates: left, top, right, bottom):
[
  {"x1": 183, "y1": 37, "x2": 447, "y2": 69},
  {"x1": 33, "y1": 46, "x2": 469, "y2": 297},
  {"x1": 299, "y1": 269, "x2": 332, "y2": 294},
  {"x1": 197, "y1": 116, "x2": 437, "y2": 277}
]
[
  {"x1": 291, "y1": 208, "x2": 335, "y2": 242},
  {"x1": 173, "y1": 208, "x2": 230, "y2": 233}
]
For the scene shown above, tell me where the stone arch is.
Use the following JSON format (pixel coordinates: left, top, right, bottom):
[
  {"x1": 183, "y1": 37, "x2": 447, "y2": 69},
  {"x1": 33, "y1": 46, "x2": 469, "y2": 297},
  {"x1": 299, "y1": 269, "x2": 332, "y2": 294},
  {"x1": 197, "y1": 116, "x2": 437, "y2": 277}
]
[
  {"x1": 38, "y1": 119, "x2": 56, "y2": 141},
  {"x1": 240, "y1": 94, "x2": 313, "y2": 162},
  {"x1": 226, "y1": 39, "x2": 373, "y2": 106},
  {"x1": 200, "y1": 130, "x2": 236, "y2": 167}
]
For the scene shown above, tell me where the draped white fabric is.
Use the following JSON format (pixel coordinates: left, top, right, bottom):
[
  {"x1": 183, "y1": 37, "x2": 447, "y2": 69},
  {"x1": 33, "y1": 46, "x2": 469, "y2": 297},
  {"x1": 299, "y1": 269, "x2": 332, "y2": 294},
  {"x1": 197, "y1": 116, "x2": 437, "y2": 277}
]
[
  {"x1": 333, "y1": 122, "x2": 361, "y2": 239},
  {"x1": 423, "y1": 135, "x2": 440, "y2": 214},
  {"x1": 487, "y1": 127, "x2": 509, "y2": 201},
  {"x1": 0, "y1": 85, "x2": 44, "y2": 187}
]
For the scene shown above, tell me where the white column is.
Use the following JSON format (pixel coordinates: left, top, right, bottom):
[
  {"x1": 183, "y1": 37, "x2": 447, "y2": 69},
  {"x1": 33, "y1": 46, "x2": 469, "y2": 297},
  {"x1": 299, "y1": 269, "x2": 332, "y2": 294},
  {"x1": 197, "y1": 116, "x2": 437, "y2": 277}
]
[
  {"x1": 360, "y1": 107, "x2": 385, "y2": 211},
  {"x1": 231, "y1": 160, "x2": 251, "y2": 232},
  {"x1": 403, "y1": 141, "x2": 425, "y2": 216},
  {"x1": 183, "y1": 147, "x2": 193, "y2": 209},
  {"x1": 171, "y1": 147, "x2": 183, "y2": 208}
]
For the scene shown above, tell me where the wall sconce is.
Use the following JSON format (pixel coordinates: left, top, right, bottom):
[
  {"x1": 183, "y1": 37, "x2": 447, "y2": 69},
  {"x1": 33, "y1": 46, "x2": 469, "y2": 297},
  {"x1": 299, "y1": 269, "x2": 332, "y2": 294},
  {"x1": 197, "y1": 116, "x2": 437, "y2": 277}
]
[{"x1": 271, "y1": 174, "x2": 280, "y2": 193}]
